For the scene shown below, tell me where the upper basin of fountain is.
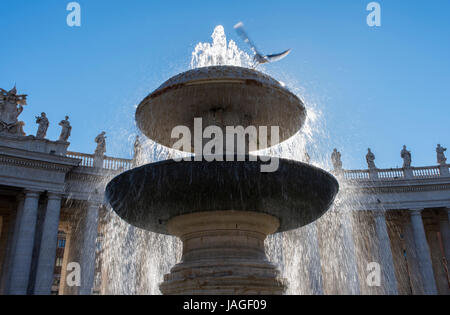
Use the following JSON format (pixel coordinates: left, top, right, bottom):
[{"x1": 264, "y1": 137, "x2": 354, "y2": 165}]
[{"x1": 136, "y1": 66, "x2": 306, "y2": 152}]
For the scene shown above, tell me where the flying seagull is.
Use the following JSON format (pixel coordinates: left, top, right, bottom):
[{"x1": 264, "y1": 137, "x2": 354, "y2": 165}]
[{"x1": 234, "y1": 22, "x2": 291, "y2": 66}]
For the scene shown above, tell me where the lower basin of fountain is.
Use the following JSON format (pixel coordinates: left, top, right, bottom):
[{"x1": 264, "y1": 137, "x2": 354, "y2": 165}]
[
  {"x1": 106, "y1": 156, "x2": 338, "y2": 295},
  {"x1": 105, "y1": 156, "x2": 339, "y2": 235}
]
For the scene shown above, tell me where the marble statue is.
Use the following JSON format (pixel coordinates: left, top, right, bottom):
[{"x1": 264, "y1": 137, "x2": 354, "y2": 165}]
[
  {"x1": 366, "y1": 148, "x2": 376, "y2": 170},
  {"x1": 331, "y1": 148, "x2": 343, "y2": 171},
  {"x1": 94, "y1": 132, "x2": 107, "y2": 156},
  {"x1": 58, "y1": 116, "x2": 72, "y2": 142},
  {"x1": 0, "y1": 86, "x2": 27, "y2": 136},
  {"x1": 401, "y1": 145, "x2": 412, "y2": 168},
  {"x1": 303, "y1": 151, "x2": 311, "y2": 164},
  {"x1": 436, "y1": 144, "x2": 447, "y2": 166},
  {"x1": 35, "y1": 112, "x2": 49, "y2": 139},
  {"x1": 133, "y1": 136, "x2": 142, "y2": 165}
]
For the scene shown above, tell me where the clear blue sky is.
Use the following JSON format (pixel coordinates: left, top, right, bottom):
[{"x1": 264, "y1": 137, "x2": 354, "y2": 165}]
[{"x1": 1, "y1": 0, "x2": 449, "y2": 169}]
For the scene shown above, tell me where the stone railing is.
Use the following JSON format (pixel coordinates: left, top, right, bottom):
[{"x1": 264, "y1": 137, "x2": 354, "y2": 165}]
[
  {"x1": 412, "y1": 166, "x2": 441, "y2": 178},
  {"x1": 377, "y1": 168, "x2": 405, "y2": 179},
  {"x1": 66, "y1": 151, "x2": 95, "y2": 167},
  {"x1": 342, "y1": 169, "x2": 370, "y2": 180},
  {"x1": 67, "y1": 150, "x2": 449, "y2": 179},
  {"x1": 343, "y1": 165, "x2": 449, "y2": 181},
  {"x1": 102, "y1": 156, "x2": 133, "y2": 171},
  {"x1": 66, "y1": 151, "x2": 133, "y2": 171}
]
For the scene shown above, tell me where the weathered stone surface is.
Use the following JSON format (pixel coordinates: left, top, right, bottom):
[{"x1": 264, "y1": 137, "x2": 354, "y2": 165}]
[
  {"x1": 160, "y1": 211, "x2": 286, "y2": 295},
  {"x1": 0, "y1": 134, "x2": 69, "y2": 155},
  {"x1": 105, "y1": 156, "x2": 339, "y2": 235},
  {"x1": 136, "y1": 66, "x2": 306, "y2": 152}
]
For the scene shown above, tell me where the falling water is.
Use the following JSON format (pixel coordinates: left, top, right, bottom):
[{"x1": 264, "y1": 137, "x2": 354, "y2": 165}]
[
  {"x1": 100, "y1": 141, "x2": 183, "y2": 295},
  {"x1": 190, "y1": 25, "x2": 253, "y2": 69},
  {"x1": 100, "y1": 25, "x2": 395, "y2": 295}
]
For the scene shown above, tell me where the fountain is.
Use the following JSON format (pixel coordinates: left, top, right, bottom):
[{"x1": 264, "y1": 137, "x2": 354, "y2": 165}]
[{"x1": 105, "y1": 63, "x2": 339, "y2": 294}]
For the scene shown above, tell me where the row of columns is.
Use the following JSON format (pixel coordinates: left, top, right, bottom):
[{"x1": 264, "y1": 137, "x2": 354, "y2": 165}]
[
  {"x1": 1, "y1": 190, "x2": 100, "y2": 295},
  {"x1": 409, "y1": 209, "x2": 438, "y2": 294},
  {"x1": 373, "y1": 211, "x2": 398, "y2": 294},
  {"x1": 373, "y1": 208, "x2": 450, "y2": 295},
  {"x1": 277, "y1": 207, "x2": 447, "y2": 295},
  {"x1": 2, "y1": 190, "x2": 447, "y2": 295},
  {"x1": 9, "y1": 190, "x2": 41, "y2": 294}
]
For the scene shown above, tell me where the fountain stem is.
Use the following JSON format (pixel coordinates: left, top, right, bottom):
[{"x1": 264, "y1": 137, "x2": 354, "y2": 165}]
[{"x1": 160, "y1": 211, "x2": 286, "y2": 295}]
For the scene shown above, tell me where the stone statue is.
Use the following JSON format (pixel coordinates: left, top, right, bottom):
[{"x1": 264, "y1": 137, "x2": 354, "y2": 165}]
[
  {"x1": 35, "y1": 112, "x2": 49, "y2": 139},
  {"x1": 0, "y1": 86, "x2": 27, "y2": 136},
  {"x1": 401, "y1": 145, "x2": 412, "y2": 168},
  {"x1": 303, "y1": 151, "x2": 311, "y2": 164},
  {"x1": 58, "y1": 116, "x2": 72, "y2": 142},
  {"x1": 94, "y1": 132, "x2": 107, "y2": 156},
  {"x1": 133, "y1": 136, "x2": 142, "y2": 165},
  {"x1": 436, "y1": 144, "x2": 447, "y2": 166},
  {"x1": 366, "y1": 148, "x2": 376, "y2": 170},
  {"x1": 331, "y1": 148, "x2": 343, "y2": 171}
]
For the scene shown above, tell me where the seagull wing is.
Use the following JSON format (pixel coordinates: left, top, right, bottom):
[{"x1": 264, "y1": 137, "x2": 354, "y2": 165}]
[
  {"x1": 234, "y1": 22, "x2": 263, "y2": 56},
  {"x1": 265, "y1": 49, "x2": 292, "y2": 63}
]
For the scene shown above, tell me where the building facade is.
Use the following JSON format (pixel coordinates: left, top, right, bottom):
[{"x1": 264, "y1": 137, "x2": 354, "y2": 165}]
[{"x1": 0, "y1": 87, "x2": 449, "y2": 295}]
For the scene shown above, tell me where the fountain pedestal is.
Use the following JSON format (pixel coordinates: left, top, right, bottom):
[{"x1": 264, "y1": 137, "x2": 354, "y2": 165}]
[{"x1": 160, "y1": 211, "x2": 285, "y2": 295}]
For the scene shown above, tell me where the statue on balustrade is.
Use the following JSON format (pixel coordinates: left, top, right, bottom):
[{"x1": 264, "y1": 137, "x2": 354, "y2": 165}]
[
  {"x1": 436, "y1": 144, "x2": 447, "y2": 166},
  {"x1": 401, "y1": 145, "x2": 412, "y2": 168},
  {"x1": 94, "y1": 131, "x2": 107, "y2": 157},
  {"x1": 303, "y1": 151, "x2": 310, "y2": 164},
  {"x1": 58, "y1": 116, "x2": 72, "y2": 142},
  {"x1": 0, "y1": 86, "x2": 27, "y2": 136},
  {"x1": 35, "y1": 112, "x2": 49, "y2": 139},
  {"x1": 133, "y1": 135, "x2": 142, "y2": 166},
  {"x1": 366, "y1": 148, "x2": 376, "y2": 170},
  {"x1": 331, "y1": 148, "x2": 343, "y2": 171}
]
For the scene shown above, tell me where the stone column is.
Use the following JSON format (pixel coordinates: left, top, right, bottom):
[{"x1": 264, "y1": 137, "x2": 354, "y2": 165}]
[
  {"x1": 447, "y1": 207, "x2": 450, "y2": 224},
  {"x1": 410, "y1": 209, "x2": 437, "y2": 295},
  {"x1": 439, "y1": 208, "x2": 450, "y2": 265},
  {"x1": 8, "y1": 190, "x2": 41, "y2": 295},
  {"x1": 79, "y1": 202, "x2": 99, "y2": 295},
  {"x1": 58, "y1": 229, "x2": 72, "y2": 295},
  {"x1": 439, "y1": 164, "x2": 450, "y2": 177},
  {"x1": 93, "y1": 155, "x2": 104, "y2": 169},
  {"x1": 33, "y1": 193, "x2": 62, "y2": 295},
  {"x1": 0, "y1": 195, "x2": 24, "y2": 294},
  {"x1": 304, "y1": 223, "x2": 324, "y2": 295},
  {"x1": 373, "y1": 211, "x2": 398, "y2": 295},
  {"x1": 342, "y1": 210, "x2": 361, "y2": 295},
  {"x1": 404, "y1": 168, "x2": 414, "y2": 179},
  {"x1": 369, "y1": 169, "x2": 379, "y2": 180}
]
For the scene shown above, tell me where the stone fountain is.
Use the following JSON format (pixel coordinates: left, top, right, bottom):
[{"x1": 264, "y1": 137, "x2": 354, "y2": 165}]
[{"x1": 105, "y1": 66, "x2": 339, "y2": 295}]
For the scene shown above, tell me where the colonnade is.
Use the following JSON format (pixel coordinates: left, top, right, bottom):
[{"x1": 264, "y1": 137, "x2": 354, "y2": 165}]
[{"x1": 0, "y1": 191, "x2": 99, "y2": 295}]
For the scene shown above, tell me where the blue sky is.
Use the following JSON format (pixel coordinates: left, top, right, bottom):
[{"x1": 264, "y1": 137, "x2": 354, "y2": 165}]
[{"x1": 1, "y1": 0, "x2": 449, "y2": 169}]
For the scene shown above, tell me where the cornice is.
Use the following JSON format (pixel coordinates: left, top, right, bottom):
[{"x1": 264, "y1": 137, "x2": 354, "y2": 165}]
[
  {"x1": 0, "y1": 145, "x2": 80, "y2": 172},
  {"x1": 65, "y1": 167, "x2": 120, "y2": 182},
  {"x1": 0, "y1": 154, "x2": 76, "y2": 172},
  {"x1": 357, "y1": 183, "x2": 450, "y2": 194}
]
